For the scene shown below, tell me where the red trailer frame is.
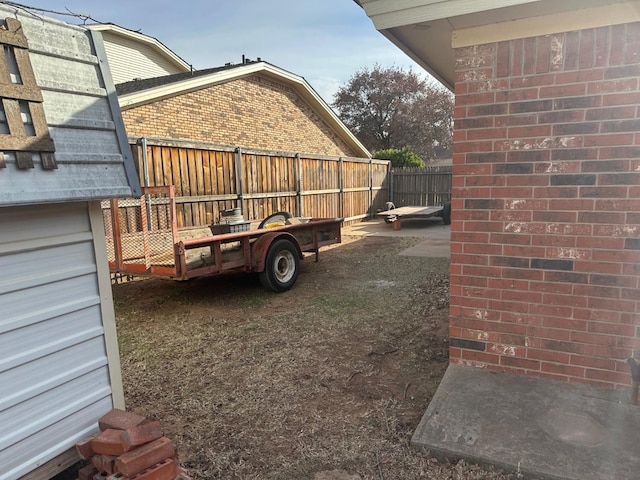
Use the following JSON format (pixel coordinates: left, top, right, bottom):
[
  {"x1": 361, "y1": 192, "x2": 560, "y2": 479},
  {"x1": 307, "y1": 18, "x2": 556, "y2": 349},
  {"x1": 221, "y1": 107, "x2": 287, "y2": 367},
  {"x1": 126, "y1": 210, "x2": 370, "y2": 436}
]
[{"x1": 103, "y1": 186, "x2": 342, "y2": 291}]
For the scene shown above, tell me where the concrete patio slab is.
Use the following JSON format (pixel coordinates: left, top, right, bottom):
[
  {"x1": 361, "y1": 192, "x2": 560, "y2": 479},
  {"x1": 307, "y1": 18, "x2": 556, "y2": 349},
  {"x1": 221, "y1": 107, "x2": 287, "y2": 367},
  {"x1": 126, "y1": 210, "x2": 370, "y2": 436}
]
[
  {"x1": 343, "y1": 218, "x2": 450, "y2": 257},
  {"x1": 412, "y1": 364, "x2": 640, "y2": 480}
]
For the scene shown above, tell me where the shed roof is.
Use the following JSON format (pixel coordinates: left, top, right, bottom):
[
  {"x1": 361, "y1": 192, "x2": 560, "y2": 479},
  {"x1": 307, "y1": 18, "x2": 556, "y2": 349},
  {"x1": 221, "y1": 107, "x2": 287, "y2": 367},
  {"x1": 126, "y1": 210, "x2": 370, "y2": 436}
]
[
  {"x1": 357, "y1": 0, "x2": 640, "y2": 90},
  {"x1": 0, "y1": 6, "x2": 141, "y2": 206},
  {"x1": 117, "y1": 61, "x2": 371, "y2": 158}
]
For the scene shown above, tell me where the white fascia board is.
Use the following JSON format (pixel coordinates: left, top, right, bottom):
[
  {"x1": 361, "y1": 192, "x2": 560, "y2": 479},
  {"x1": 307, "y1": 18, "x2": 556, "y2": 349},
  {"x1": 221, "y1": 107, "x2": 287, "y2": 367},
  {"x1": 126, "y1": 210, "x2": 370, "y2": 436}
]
[
  {"x1": 363, "y1": 0, "x2": 544, "y2": 29},
  {"x1": 87, "y1": 24, "x2": 190, "y2": 72},
  {"x1": 118, "y1": 62, "x2": 371, "y2": 158},
  {"x1": 452, "y1": 1, "x2": 640, "y2": 47},
  {"x1": 264, "y1": 66, "x2": 371, "y2": 158},
  {"x1": 361, "y1": 0, "x2": 449, "y2": 16}
]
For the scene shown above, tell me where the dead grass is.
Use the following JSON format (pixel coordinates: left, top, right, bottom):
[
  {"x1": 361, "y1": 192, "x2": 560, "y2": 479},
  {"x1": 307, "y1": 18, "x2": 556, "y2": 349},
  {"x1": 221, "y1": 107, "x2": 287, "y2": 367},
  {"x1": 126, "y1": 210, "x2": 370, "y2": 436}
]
[{"x1": 112, "y1": 234, "x2": 515, "y2": 479}]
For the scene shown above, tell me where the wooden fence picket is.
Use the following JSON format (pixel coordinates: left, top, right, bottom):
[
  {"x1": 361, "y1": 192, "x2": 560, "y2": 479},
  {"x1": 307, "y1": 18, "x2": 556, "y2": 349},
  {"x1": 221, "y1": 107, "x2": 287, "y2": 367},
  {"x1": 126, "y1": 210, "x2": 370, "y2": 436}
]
[{"x1": 130, "y1": 138, "x2": 390, "y2": 227}]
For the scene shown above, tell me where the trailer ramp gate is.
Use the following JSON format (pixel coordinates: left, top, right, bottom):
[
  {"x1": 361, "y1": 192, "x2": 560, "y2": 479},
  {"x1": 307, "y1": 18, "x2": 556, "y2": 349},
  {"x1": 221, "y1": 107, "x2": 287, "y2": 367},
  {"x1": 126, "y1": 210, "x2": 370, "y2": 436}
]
[{"x1": 103, "y1": 186, "x2": 179, "y2": 278}]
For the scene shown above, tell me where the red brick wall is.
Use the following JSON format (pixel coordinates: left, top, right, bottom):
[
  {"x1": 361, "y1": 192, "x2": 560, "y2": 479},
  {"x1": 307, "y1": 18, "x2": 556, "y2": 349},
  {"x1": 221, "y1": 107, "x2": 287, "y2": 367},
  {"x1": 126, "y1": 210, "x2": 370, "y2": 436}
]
[
  {"x1": 450, "y1": 23, "x2": 640, "y2": 388},
  {"x1": 121, "y1": 74, "x2": 358, "y2": 157}
]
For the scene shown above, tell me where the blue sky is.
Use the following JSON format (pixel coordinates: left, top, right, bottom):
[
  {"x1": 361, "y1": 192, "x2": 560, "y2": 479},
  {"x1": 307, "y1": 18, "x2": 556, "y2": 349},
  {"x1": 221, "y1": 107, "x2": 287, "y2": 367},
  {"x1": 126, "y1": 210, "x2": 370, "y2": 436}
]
[{"x1": 22, "y1": 0, "x2": 425, "y2": 102}]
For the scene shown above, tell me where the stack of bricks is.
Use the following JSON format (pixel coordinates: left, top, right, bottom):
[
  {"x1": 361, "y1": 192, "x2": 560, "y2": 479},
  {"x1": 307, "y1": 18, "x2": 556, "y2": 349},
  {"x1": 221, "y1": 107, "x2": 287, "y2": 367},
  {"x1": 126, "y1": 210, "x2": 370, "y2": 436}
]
[{"x1": 75, "y1": 409, "x2": 190, "y2": 480}]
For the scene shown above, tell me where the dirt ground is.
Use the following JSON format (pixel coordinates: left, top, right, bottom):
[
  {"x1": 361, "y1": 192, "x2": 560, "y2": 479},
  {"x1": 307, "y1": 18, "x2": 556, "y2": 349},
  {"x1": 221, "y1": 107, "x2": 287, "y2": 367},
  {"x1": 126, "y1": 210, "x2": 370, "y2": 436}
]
[{"x1": 104, "y1": 229, "x2": 516, "y2": 480}]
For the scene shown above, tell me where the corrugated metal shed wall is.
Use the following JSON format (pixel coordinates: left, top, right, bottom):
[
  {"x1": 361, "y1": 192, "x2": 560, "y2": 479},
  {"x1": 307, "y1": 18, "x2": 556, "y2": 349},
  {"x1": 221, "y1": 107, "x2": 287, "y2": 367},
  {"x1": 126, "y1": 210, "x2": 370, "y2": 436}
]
[
  {"x1": 0, "y1": 5, "x2": 140, "y2": 206},
  {"x1": 100, "y1": 31, "x2": 187, "y2": 84},
  {"x1": 0, "y1": 202, "x2": 115, "y2": 480},
  {"x1": 0, "y1": 7, "x2": 135, "y2": 479}
]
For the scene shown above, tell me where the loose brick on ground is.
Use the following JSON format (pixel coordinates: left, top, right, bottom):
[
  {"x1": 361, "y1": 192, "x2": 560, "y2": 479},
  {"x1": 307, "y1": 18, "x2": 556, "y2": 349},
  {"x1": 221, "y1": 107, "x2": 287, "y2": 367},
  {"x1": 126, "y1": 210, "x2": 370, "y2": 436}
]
[
  {"x1": 98, "y1": 409, "x2": 146, "y2": 432},
  {"x1": 92, "y1": 454, "x2": 103, "y2": 473},
  {"x1": 92, "y1": 454, "x2": 116, "y2": 474},
  {"x1": 78, "y1": 463, "x2": 98, "y2": 480},
  {"x1": 115, "y1": 437, "x2": 175, "y2": 477},
  {"x1": 76, "y1": 435, "x2": 96, "y2": 459},
  {"x1": 92, "y1": 429, "x2": 129, "y2": 456},
  {"x1": 120, "y1": 421, "x2": 163, "y2": 451},
  {"x1": 107, "y1": 459, "x2": 177, "y2": 480}
]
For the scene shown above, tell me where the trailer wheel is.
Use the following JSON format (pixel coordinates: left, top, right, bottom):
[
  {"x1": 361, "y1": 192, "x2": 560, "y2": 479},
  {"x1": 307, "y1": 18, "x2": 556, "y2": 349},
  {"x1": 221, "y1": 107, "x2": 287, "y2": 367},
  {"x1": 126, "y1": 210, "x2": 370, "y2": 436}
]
[
  {"x1": 442, "y1": 202, "x2": 452, "y2": 225},
  {"x1": 259, "y1": 239, "x2": 300, "y2": 292}
]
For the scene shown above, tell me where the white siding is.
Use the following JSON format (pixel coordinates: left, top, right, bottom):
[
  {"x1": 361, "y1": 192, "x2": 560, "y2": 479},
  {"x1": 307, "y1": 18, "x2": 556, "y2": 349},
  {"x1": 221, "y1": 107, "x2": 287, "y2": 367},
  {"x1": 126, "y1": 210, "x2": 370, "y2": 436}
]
[
  {"x1": 0, "y1": 5, "x2": 140, "y2": 207},
  {"x1": 0, "y1": 202, "x2": 115, "y2": 480},
  {"x1": 101, "y1": 31, "x2": 188, "y2": 84}
]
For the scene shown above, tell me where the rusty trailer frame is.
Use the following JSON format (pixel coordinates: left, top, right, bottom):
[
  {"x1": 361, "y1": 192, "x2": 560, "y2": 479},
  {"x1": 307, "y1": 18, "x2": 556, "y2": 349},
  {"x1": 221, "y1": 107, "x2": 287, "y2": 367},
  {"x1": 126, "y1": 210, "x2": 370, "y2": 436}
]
[{"x1": 104, "y1": 186, "x2": 342, "y2": 283}]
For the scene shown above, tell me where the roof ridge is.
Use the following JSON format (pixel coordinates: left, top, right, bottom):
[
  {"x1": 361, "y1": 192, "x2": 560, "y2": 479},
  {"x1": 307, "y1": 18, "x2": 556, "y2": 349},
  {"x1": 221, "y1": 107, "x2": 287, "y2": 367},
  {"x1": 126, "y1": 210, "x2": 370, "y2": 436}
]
[{"x1": 115, "y1": 60, "x2": 267, "y2": 95}]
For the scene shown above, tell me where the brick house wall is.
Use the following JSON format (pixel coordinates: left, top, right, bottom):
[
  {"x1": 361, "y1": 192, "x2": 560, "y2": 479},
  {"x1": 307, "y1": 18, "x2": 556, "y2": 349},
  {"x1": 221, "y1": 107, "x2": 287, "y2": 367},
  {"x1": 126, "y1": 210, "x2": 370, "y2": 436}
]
[
  {"x1": 450, "y1": 22, "x2": 640, "y2": 388},
  {"x1": 121, "y1": 74, "x2": 358, "y2": 157}
]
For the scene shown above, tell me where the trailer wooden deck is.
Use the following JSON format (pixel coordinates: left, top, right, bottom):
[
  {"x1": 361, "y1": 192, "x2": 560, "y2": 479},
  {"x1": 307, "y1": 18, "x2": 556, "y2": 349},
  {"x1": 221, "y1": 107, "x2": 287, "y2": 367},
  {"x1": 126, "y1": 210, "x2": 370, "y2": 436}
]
[
  {"x1": 103, "y1": 186, "x2": 342, "y2": 290},
  {"x1": 378, "y1": 205, "x2": 444, "y2": 219},
  {"x1": 377, "y1": 203, "x2": 450, "y2": 229}
]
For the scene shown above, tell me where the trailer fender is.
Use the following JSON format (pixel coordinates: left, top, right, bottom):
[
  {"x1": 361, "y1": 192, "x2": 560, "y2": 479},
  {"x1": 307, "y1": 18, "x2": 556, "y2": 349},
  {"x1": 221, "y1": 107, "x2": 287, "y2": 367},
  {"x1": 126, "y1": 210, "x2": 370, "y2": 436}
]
[{"x1": 251, "y1": 231, "x2": 303, "y2": 272}]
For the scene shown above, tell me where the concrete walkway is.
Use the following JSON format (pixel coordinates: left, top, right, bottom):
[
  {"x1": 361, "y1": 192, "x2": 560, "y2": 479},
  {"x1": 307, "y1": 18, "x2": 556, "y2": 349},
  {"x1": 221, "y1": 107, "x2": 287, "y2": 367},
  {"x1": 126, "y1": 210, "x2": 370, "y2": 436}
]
[
  {"x1": 412, "y1": 364, "x2": 640, "y2": 480},
  {"x1": 343, "y1": 218, "x2": 450, "y2": 257}
]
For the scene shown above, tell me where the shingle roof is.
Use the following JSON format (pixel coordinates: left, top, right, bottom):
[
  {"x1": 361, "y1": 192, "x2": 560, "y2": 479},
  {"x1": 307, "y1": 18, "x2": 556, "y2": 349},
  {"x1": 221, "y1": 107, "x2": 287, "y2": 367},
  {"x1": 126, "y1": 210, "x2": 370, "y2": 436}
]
[{"x1": 115, "y1": 61, "x2": 262, "y2": 95}]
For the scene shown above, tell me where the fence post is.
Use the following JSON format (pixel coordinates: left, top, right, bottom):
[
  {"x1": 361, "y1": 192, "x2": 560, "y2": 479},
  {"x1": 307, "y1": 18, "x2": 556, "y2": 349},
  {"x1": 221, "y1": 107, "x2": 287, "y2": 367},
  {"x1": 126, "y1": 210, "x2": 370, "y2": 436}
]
[
  {"x1": 389, "y1": 167, "x2": 394, "y2": 204},
  {"x1": 368, "y1": 158, "x2": 373, "y2": 218},
  {"x1": 234, "y1": 147, "x2": 244, "y2": 215},
  {"x1": 295, "y1": 152, "x2": 303, "y2": 217},
  {"x1": 338, "y1": 157, "x2": 344, "y2": 219},
  {"x1": 138, "y1": 137, "x2": 153, "y2": 230}
]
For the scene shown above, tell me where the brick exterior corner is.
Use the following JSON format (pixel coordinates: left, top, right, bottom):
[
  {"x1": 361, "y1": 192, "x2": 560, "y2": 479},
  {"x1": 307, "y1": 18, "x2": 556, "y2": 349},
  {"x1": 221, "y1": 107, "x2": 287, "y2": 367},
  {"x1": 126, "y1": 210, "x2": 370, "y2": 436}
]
[
  {"x1": 121, "y1": 74, "x2": 358, "y2": 157},
  {"x1": 451, "y1": 22, "x2": 640, "y2": 389}
]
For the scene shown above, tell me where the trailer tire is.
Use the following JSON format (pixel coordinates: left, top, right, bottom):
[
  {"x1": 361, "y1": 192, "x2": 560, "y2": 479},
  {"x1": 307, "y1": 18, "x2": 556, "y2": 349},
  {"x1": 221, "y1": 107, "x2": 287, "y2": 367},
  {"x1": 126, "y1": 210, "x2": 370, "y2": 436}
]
[
  {"x1": 259, "y1": 238, "x2": 300, "y2": 292},
  {"x1": 442, "y1": 202, "x2": 452, "y2": 225}
]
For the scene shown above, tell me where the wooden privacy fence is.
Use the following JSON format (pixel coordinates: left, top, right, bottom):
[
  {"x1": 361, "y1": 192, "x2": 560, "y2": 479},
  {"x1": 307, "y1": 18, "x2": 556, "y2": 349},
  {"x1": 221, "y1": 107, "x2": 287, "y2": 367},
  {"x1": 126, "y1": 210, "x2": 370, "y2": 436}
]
[
  {"x1": 129, "y1": 137, "x2": 390, "y2": 228},
  {"x1": 389, "y1": 165, "x2": 452, "y2": 207}
]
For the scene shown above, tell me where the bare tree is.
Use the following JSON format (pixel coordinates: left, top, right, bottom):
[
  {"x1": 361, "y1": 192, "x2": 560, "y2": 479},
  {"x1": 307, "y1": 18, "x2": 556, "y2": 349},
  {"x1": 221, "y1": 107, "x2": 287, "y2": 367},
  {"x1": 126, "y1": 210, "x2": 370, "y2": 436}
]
[{"x1": 333, "y1": 65, "x2": 453, "y2": 160}]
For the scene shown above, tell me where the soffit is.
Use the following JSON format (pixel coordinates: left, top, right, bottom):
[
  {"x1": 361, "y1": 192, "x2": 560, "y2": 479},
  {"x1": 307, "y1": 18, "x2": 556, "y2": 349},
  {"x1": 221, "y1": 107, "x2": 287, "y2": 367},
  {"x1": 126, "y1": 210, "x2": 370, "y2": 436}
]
[{"x1": 359, "y1": 0, "x2": 640, "y2": 90}]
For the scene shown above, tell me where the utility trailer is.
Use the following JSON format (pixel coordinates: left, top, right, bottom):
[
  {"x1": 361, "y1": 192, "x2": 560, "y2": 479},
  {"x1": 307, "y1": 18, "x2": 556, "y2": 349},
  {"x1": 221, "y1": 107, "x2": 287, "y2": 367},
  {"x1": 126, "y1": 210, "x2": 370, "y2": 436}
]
[
  {"x1": 103, "y1": 186, "x2": 342, "y2": 292},
  {"x1": 377, "y1": 202, "x2": 451, "y2": 230}
]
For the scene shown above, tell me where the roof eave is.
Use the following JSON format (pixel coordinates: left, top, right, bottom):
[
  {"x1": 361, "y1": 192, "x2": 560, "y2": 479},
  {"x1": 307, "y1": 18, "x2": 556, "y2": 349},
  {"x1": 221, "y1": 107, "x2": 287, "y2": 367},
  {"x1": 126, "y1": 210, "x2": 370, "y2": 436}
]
[
  {"x1": 359, "y1": 0, "x2": 640, "y2": 90},
  {"x1": 362, "y1": 0, "x2": 544, "y2": 30}
]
